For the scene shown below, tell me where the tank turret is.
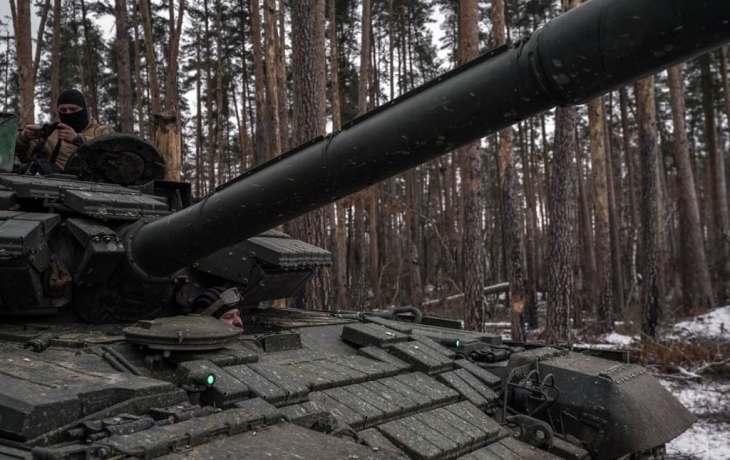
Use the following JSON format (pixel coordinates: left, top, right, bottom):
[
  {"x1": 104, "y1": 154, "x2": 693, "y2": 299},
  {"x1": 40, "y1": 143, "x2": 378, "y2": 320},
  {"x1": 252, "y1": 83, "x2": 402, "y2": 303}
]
[{"x1": 0, "y1": 0, "x2": 726, "y2": 458}]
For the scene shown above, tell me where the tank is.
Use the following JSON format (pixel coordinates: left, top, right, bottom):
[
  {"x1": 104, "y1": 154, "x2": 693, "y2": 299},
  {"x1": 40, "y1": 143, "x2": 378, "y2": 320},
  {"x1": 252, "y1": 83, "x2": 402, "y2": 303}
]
[{"x1": 0, "y1": 0, "x2": 726, "y2": 458}]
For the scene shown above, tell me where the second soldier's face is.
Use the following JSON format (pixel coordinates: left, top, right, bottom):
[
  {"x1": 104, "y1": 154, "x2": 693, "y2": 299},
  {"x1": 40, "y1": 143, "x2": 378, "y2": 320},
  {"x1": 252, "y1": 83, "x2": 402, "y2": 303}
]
[{"x1": 220, "y1": 309, "x2": 243, "y2": 328}]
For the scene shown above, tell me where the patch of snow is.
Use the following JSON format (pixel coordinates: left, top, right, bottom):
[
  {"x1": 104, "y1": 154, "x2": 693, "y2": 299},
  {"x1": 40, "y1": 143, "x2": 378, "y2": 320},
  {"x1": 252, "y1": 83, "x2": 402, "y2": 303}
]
[
  {"x1": 668, "y1": 421, "x2": 730, "y2": 459},
  {"x1": 673, "y1": 305, "x2": 730, "y2": 340},
  {"x1": 573, "y1": 332, "x2": 637, "y2": 351},
  {"x1": 662, "y1": 379, "x2": 730, "y2": 459},
  {"x1": 573, "y1": 342, "x2": 624, "y2": 351},
  {"x1": 602, "y1": 332, "x2": 637, "y2": 346}
]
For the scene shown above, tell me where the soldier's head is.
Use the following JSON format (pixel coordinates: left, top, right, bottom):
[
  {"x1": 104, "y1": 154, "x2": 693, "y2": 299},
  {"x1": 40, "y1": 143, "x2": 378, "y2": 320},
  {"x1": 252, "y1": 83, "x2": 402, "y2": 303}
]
[
  {"x1": 193, "y1": 287, "x2": 243, "y2": 328},
  {"x1": 57, "y1": 89, "x2": 89, "y2": 132}
]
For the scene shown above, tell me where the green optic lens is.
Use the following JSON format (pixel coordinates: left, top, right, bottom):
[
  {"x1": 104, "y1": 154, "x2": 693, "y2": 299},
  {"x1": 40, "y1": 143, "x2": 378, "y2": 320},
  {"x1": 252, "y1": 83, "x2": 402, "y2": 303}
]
[
  {"x1": 455, "y1": 340, "x2": 460, "y2": 347},
  {"x1": 206, "y1": 374, "x2": 216, "y2": 386}
]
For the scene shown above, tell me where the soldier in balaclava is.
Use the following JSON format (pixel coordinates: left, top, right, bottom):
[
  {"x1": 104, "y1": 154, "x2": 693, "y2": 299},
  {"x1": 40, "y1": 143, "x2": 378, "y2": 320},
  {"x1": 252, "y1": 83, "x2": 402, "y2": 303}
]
[{"x1": 16, "y1": 89, "x2": 113, "y2": 172}]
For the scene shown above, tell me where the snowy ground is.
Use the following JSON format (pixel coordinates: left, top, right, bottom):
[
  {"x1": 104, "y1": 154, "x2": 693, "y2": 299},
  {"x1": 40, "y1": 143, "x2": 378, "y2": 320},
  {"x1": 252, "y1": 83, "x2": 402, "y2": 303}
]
[
  {"x1": 672, "y1": 306, "x2": 730, "y2": 341},
  {"x1": 662, "y1": 379, "x2": 730, "y2": 459},
  {"x1": 663, "y1": 306, "x2": 730, "y2": 459}
]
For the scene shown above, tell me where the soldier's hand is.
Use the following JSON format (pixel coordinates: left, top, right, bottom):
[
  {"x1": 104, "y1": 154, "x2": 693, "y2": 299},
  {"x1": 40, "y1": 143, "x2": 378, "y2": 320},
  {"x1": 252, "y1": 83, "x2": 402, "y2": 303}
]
[
  {"x1": 56, "y1": 123, "x2": 78, "y2": 142},
  {"x1": 22, "y1": 124, "x2": 41, "y2": 140}
]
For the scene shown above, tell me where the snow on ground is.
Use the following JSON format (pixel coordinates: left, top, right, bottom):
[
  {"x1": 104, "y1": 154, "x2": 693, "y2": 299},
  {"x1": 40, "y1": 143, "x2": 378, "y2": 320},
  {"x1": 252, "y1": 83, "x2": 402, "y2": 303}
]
[
  {"x1": 600, "y1": 331, "x2": 637, "y2": 346},
  {"x1": 672, "y1": 305, "x2": 730, "y2": 340},
  {"x1": 662, "y1": 306, "x2": 730, "y2": 459},
  {"x1": 662, "y1": 379, "x2": 730, "y2": 460}
]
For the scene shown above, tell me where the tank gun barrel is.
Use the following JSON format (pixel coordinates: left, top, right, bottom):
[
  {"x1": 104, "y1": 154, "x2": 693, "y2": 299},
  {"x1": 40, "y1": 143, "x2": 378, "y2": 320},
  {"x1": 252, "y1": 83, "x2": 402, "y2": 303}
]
[{"x1": 130, "y1": 0, "x2": 730, "y2": 278}]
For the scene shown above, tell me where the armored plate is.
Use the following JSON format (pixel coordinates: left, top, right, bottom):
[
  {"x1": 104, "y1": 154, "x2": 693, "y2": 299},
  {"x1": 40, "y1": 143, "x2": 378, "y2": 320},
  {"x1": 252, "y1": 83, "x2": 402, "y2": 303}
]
[
  {"x1": 123, "y1": 315, "x2": 242, "y2": 350},
  {"x1": 63, "y1": 189, "x2": 170, "y2": 219},
  {"x1": 65, "y1": 133, "x2": 166, "y2": 186},
  {"x1": 0, "y1": 173, "x2": 141, "y2": 199}
]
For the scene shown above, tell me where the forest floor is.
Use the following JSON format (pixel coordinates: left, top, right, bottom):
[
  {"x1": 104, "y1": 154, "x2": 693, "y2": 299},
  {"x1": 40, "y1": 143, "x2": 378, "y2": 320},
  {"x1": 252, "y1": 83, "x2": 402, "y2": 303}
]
[
  {"x1": 655, "y1": 306, "x2": 730, "y2": 459},
  {"x1": 481, "y1": 304, "x2": 730, "y2": 460}
]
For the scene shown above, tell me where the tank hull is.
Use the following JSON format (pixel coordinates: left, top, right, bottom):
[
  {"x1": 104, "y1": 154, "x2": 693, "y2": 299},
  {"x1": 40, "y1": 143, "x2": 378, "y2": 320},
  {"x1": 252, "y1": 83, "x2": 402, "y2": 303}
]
[{"x1": 0, "y1": 315, "x2": 695, "y2": 459}]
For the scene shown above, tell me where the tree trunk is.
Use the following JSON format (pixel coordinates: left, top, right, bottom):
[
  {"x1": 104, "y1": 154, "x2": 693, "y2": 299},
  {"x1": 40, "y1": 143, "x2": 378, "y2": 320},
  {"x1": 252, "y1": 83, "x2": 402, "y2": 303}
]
[
  {"x1": 195, "y1": 34, "x2": 203, "y2": 195},
  {"x1": 541, "y1": 114, "x2": 551, "y2": 205},
  {"x1": 115, "y1": 0, "x2": 134, "y2": 133},
  {"x1": 159, "y1": 0, "x2": 184, "y2": 180},
  {"x1": 636, "y1": 77, "x2": 661, "y2": 338},
  {"x1": 522, "y1": 121, "x2": 539, "y2": 329},
  {"x1": 236, "y1": 0, "x2": 249, "y2": 174},
  {"x1": 50, "y1": 0, "x2": 61, "y2": 122},
  {"x1": 350, "y1": 0, "x2": 372, "y2": 310},
  {"x1": 575, "y1": 127, "x2": 594, "y2": 322},
  {"x1": 406, "y1": 169, "x2": 423, "y2": 310},
  {"x1": 369, "y1": 187, "x2": 379, "y2": 303},
  {"x1": 545, "y1": 105, "x2": 577, "y2": 344},
  {"x1": 490, "y1": 0, "x2": 524, "y2": 340},
  {"x1": 12, "y1": 0, "x2": 35, "y2": 126},
  {"x1": 79, "y1": 0, "x2": 99, "y2": 120},
  {"x1": 249, "y1": 0, "x2": 267, "y2": 166},
  {"x1": 365, "y1": 0, "x2": 378, "y2": 304},
  {"x1": 721, "y1": 47, "x2": 730, "y2": 140},
  {"x1": 288, "y1": 0, "x2": 331, "y2": 310},
  {"x1": 263, "y1": 0, "x2": 281, "y2": 160},
  {"x1": 544, "y1": 0, "x2": 580, "y2": 343},
  {"x1": 153, "y1": 113, "x2": 181, "y2": 180},
  {"x1": 588, "y1": 97, "x2": 613, "y2": 332},
  {"x1": 357, "y1": 0, "x2": 371, "y2": 115},
  {"x1": 352, "y1": 192, "x2": 366, "y2": 310},
  {"x1": 132, "y1": 0, "x2": 145, "y2": 135},
  {"x1": 455, "y1": 0, "x2": 488, "y2": 333},
  {"x1": 214, "y1": 0, "x2": 225, "y2": 184},
  {"x1": 204, "y1": 0, "x2": 215, "y2": 191},
  {"x1": 604, "y1": 95, "x2": 625, "y2": 317},
  {"x1": 139, "y1": 0, "x2": 161, "y2": 134},
  {"x1": 165, "y1": 0, "x2": 184, "y2": 112},
  {"x1": 701, "y1": 54, "x2": 730, "y2": 300},
  {"x1": 328, "y1": 0, "x2": 346, "y2": 309},
  {"x1": 667, "y1": 65, "x2": 715, "y2": 314},
  {"x1": 619, "y1": 86, "x2": 639, "y2": 305},
  {"x1": 31, "y1": 0, "x2": 51, "y2": 88},
  {"x1": 276, "y1": 0, "x2": 289, "y2": 151}
]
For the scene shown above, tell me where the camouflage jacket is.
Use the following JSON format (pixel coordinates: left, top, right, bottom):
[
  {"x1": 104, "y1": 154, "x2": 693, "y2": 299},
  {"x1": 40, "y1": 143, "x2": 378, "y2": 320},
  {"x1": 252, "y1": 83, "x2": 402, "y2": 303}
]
[{"x1": 16, "y1": 118, "x2": 113, "y2": 170}]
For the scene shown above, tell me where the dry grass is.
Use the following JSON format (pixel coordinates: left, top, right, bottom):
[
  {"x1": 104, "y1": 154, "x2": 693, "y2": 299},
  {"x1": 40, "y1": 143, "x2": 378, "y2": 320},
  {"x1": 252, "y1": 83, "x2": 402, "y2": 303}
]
[{"x1": 631, "y1": 337, "x2": 730, "y2": 377}]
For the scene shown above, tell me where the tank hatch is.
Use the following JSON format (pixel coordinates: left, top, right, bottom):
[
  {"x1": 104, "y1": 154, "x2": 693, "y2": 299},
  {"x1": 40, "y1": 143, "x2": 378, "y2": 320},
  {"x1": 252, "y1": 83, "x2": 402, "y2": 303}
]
[
  {"x1": 65, "y1": 133, "x2": 166, "y2": 186},
  {"x1": 123, "y1": 315, "x2": 242, "y2": 351}
]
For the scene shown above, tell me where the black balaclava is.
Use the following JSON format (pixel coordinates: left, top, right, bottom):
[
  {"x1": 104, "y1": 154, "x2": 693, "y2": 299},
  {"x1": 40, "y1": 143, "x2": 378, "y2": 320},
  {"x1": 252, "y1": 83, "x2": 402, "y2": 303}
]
[{"x1": 57, "y1": 89, "x2": 90, "y2": 133}]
